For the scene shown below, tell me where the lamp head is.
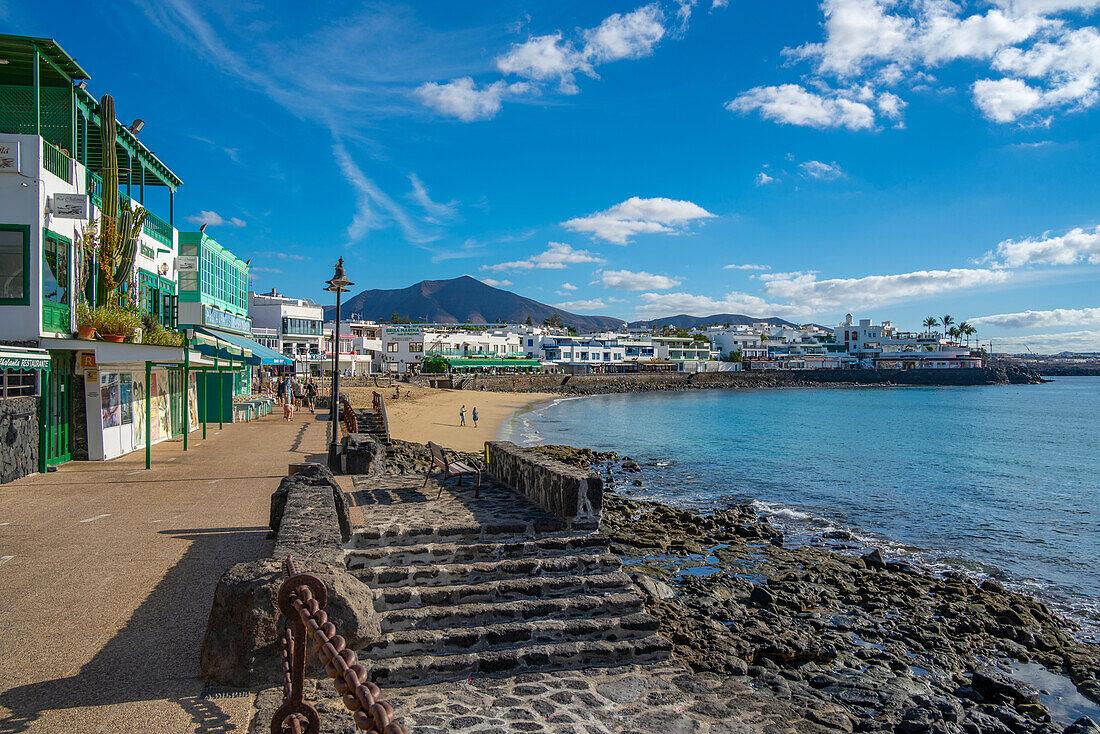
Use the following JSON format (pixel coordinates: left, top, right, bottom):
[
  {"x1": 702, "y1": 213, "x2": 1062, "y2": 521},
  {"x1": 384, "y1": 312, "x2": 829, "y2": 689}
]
[
  {"x1": 129, "y1": 119, "x2": 145, "y2": 134},
  {"x1": 325, "y1": 257, "x2": 354, "y2": 293}
]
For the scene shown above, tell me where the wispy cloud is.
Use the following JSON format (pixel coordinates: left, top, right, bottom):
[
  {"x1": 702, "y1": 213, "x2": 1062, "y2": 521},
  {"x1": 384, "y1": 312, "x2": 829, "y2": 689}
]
[
  {"x1": 724, "y1": 263, "x2": 771, "y2": 270},
  {"x1": 482, "y1": 242, "x2": 605, "y2": 272},
  {"x1": 408, "y1": 173, "x2": 458, "y2": 222},
  {"x1": 555, "y1": 298, "x2": 609, "y2": 312},
  {"x1": 479, "y1": 277, "x2": 513, "y2": 288},
  {"x1": 971, "y1": 306, "x2": 1100, "y2": 329},
  {"x1": 755, "y1": 171, "x2": 775, "y2": 186},
  {"x1": 254, "y1": 250, "x2": 308, "y2": 261},
  {"x1": 186, "y1": 210, "x2": 246, "y2": 227},
  {"x1": 989, "y1": 224, "x2": 1100, "y2": 267},
  {"x1": 799, "y1": 160, "x2": 844, "y2": 180},
  {"x1": 562, "y1": 196, "x2": 716, "y2": 244}
]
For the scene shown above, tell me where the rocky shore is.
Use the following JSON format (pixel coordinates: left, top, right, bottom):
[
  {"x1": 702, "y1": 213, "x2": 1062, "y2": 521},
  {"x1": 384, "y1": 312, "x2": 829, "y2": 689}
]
[{"x1": 533, "y1": 445, "x2": 1100, "y2": 734}]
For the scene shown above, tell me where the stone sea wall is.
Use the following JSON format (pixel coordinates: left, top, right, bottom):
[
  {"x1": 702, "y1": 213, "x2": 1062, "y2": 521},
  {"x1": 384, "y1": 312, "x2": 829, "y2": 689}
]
[
  {"x1": 454, "y1": 366, "x2": 1041, "y2": 394},
  {"x1": 486, "y1": 440, "x2": 603, "y2": 529},
  {"x1": 0, "y1": 396, "x2": 39, "y2": 484},
  {"x1": 200, "y1": 464, "x2": 378, "y2": 688}
]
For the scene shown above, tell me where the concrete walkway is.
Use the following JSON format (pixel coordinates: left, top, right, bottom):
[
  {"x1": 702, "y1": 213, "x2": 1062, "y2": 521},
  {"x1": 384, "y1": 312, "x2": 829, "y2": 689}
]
[{"x1": 0, "y1": 410, "x2": 333, "y2": 734}]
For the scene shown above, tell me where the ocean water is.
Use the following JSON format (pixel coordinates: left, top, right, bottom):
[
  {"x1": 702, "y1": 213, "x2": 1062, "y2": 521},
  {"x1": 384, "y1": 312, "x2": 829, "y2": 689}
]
[{"x1": 500, "y1": 377, "x2": 1100, "y2": 640}]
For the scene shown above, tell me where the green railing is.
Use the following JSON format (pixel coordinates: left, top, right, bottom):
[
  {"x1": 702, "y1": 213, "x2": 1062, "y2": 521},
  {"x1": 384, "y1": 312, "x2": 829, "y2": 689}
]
[
  {"x1": 87, "y1": 177, "x2": 174, "y2": 247},
  {"x1": 143, "y1": 211, "x2": 172, "y2": 247},
  {"x1": 87, "y1": 172, "x2": 103, "y2": 207},
  {"x1": 43, "y1": 141, "x2": 72, "y2": 183}
]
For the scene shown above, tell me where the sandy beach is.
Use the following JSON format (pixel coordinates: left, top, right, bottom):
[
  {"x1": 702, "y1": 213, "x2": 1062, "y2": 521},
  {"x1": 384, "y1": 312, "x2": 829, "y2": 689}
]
[{"x1": 345, "y1": 383, "x2": 552, "y2": 452}]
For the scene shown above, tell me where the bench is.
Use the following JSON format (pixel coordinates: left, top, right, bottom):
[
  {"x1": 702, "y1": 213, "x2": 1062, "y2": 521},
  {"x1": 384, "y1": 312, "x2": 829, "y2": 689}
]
[{"x1": 423, "y1": 441, "x2": 481, "y2": 499}]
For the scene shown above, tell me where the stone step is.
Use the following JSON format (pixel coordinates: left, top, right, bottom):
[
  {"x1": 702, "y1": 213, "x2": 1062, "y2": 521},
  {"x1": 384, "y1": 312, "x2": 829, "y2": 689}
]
[
  {"x1": 366, "y1": 635, "x2": 673, "y2": 686},
  {"x1": 346, "y1": 533, "x2": 610, "y2": 569},
  {"x1": 352, "y1": 520, "x2": 569, "y2": 549},
  {"x1": 380, "y1": 591, "x2": 646, "y2": 632},
  {"x1": 372, "y1": 572, "x2": 633, "y2": 612},
  {"x1": 362, "y1": 613, "x2": 659, "y2": 659},
  {"x1": 353, "y1": 553, "x2": 621, "y2": 589}
]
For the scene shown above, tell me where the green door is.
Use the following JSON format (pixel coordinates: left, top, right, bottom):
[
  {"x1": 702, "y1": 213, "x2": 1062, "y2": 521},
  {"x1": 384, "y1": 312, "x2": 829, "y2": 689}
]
[
  {"x1": 42, "y1": 231, "x2": 71, "y2": 334},
  {"x1": 169, "y1": 370, "x2": 185, "y2": 436},
  {"x1": 44, "y1": 354, "x2": 73, "y2": 466}
]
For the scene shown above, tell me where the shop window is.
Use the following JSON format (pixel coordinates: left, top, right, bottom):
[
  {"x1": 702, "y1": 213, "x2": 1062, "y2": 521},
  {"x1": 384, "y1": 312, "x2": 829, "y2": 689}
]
[
  {"x1": 1, "y1": 369, "x2": 38, "y2": 397},
  {"x1": 0, "y1": 225, "x2": 30, "y2": 304}
]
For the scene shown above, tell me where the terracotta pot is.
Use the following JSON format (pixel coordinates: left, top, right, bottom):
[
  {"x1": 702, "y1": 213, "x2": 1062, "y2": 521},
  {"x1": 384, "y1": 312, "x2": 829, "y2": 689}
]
[
  {"x1": 102, "y1": 334, "x2": 125, "y2": 343},
  {"x1": 78, "y1": 325, "x2": 97, "y2": 340}
]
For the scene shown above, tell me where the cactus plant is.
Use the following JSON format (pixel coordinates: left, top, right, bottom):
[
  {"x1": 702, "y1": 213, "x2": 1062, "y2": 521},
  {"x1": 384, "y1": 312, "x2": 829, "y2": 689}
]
[
  {"x1": 99, "y1": 94, "x2": 119, "y2": 230},
  {"x1": 113, "y1": 207, "x2": 148, "y2": 289}
]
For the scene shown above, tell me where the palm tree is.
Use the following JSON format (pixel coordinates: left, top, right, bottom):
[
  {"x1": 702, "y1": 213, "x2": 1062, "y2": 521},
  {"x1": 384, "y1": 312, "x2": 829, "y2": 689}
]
[
  {"x1": 948, "y1": 326, "x2": 961, "y2": 343},
  {"x1": 923, "y1": 316, "x2": 938, "y2": 336},
  {"x1": 941, "y1": 314, "x2": 954, "y2": 341},
  {"x1": 960, "y1": 322, "x2": 976, "y2": 346}
]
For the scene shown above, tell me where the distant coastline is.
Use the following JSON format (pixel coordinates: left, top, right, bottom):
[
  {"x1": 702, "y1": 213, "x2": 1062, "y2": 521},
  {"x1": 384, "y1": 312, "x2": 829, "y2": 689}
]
[{"x1": 428, "y1": 365, "x2": 1044, "y2": 395}]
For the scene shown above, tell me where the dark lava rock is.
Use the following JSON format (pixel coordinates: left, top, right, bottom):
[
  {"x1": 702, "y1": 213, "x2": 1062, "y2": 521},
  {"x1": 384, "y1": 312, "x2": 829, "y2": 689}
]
[
  {"x1": 622, "y1": 460, "x2": 641, "y2": 472},
  {"x1": 969, "y1": 664, "x2": 1041, "y2": 705},
  {"x1": 862, "y1": 548, "x2": 886, "y2": 569}
]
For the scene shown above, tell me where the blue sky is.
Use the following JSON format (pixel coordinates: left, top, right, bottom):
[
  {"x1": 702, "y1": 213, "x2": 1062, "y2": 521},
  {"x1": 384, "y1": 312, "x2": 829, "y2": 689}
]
[{"x1": 5, "y1": 0, "x2": 1100, "y2": 351}]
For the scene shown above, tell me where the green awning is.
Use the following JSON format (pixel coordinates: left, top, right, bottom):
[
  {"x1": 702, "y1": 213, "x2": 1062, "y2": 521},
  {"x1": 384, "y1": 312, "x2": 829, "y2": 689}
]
[
  {"x1": 0, "y1": 346, "x2": 51, "y2": 370},
  {"x1": 444, "y1": 358, "x2": 542, "y2": 368},
  {"x1": 194, "y1": 327, "x2": 292, "y2": 366}
]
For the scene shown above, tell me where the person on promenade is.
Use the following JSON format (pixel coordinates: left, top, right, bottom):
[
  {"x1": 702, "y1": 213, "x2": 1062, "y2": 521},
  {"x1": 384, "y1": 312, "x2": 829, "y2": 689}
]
[
  {"x1": 472, "y1": 407, "x2": 478, "y2": 428},
  {"x1": 293, "y1": 379, "x2": 305, "y2": 410},
  {"x1": 283, "y1": 381, "x2": 294, "y2": 421},
  {"x1": 459, "y1": 405, "x2": 466, "y2": 427},
  {"x1": 306, "y1": 380, "x2": 317, "y2": 414}
]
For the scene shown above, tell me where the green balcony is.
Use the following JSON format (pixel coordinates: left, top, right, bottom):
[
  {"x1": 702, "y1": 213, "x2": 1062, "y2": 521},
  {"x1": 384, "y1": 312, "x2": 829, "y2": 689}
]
[{"x1": 43, "y1": 140, "x2": 72, "y2": 183}]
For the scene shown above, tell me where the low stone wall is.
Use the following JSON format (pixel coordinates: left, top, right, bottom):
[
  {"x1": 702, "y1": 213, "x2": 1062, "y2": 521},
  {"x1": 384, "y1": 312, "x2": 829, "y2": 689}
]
[
  {"x1": 200, "y1": 464, "x2": 378, "y2": 688},
  {"x1": 454, "y1": 367, "x2": 1037, "y2": 394},
  {"x1": 485, "y1": 440, "x2": 603, "y2": 529},
  {"x1": 0, "y1": 396, "x2": 39, "y2": 484}
]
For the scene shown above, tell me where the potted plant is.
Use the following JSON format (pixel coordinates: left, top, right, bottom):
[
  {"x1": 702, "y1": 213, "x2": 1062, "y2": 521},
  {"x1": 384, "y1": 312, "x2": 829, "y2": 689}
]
[
  {"x1": 76, "y1": 302, "x2": 97, "y2": 340},
  {"x1": 93, "y1": 306, "x2": 140, "y2": 343}
]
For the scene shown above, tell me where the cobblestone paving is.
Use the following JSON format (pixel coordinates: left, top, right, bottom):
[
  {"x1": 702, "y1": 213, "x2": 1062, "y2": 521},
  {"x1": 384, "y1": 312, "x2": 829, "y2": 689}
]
[
  {"x1": 350, "y1": 474, "x2": 566, "y2": 540},
  {"x1": 252, "y1": 663, "x2": 832, "y2": 734}
]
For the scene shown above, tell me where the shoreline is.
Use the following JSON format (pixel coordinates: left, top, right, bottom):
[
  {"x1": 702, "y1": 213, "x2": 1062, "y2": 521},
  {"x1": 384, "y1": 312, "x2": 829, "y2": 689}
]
[{"x1": 532, "y1": 445, "x2": 1100, "y2": 731}]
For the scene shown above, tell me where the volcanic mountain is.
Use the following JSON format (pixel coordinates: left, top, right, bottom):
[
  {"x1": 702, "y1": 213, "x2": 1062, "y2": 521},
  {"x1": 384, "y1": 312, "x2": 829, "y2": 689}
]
[
  {"x1": 326, "y1": 276, "x2": 625, "y2": 332},
  {"x1": 627, "y1": 314, "x2": 799, "y2": 330}
]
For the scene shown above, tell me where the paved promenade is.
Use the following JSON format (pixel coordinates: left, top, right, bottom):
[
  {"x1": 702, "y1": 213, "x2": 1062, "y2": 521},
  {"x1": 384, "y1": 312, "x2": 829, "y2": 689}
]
[{"x1": 0, "y1": 411, "x2": 333, "y2": 734}]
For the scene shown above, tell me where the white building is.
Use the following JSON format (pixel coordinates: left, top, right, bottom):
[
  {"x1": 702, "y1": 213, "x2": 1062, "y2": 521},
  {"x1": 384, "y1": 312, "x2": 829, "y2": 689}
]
[
  {"x1": 249, "y1": 288, "x2": 324, "y2": 374},
  {"x1": 834, "y1": 314, "x2": 981, "y2": 368}
]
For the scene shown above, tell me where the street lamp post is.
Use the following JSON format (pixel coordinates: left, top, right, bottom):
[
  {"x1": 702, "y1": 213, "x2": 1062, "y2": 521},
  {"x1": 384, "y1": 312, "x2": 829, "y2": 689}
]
[{"x1": 325, "y1": 258, "x2": 354, "y2": 472}]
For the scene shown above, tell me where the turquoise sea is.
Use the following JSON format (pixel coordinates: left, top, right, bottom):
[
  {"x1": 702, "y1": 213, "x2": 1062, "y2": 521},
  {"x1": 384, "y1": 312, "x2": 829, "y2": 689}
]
[{"x1": 500, "y1": 376, "x2": 1100, "y2": 640}]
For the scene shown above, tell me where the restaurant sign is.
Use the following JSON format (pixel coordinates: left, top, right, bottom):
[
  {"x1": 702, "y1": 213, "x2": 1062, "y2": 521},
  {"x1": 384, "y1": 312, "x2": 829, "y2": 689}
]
[
  {"x1": 0, "y1": 350, "x2": 51, "y2": 371},
  {"x1": 0, "y1": 139, "x2": 21, "y2": 174},
  {"x1": 385, "y1": 326, "x2": 423, "y2": 338},
  {"x1": 49, "y1": 193, "x2": 90, "y2": 219},
  {"x1": 202, "y1": 305, "x2": 252, "y2": 335}
]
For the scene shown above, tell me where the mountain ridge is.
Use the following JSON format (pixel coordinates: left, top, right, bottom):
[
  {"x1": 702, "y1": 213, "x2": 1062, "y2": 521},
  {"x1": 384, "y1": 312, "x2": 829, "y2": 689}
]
[
  {"x1": 627, "y1": 313, "x2": 799, "y2": 330},
  {"x1": 325, "y1": 276, "x2": 625, "y2": 332}
]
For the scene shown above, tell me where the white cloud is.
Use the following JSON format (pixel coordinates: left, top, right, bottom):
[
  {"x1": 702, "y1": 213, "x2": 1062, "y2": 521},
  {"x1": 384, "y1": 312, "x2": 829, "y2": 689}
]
[
  {"x1": 739, "y1": 0, "x2": 1098, "y2": 127},
  {"x1": 992, "y1": 225, "x2": 1100, "y2": 266},
  {"x1": 755, "y1": 171, "x2": 775, "y2": 186},
  {"x1": 495, "y1": 33, "x2": 587, "y2": 93},
  {"x1": 600, "y1": 269, "x2": 682, "y2": 290},
  {"x1": 555, "y1": 299, "x2": 609, "y2": 312},
  {"x1": 972, "y1": 77, "x2": 1046, "y2": 121},
  {"x1": 724, "y1": 263, "x2": 771, "y2": 270},
  {"x1": 186, "y1": 210, "x2": 246, "y2": 227},
  {"x1": 727, "y1": 84, "x2": 877, "y2": 130},
  {"x1": 482, "y1": 242, "x2": 605, "y2": 272},
  {"x1": 414, "y1": 77, "x2": 530, "y2": 121},
  {"x1": 479, "y1": 278, "x2": 513, "y2": 288},
  {"x1": 635, "y1": 291, "x2": 810, "y2": 319},
  {"x1": 799, "y1": 160, "x2": 844, "y2": 180},
  {"x1": 582, "y1": 4, "x2": 666, "y2": 64},
  {"x1": 560, "y1": 282, "x2": 578, "y2": 291},
  {"x1": 712, "y1": 0, "x2": 730, "y2": 7},
  {"x1": 408, "y1": 173, "x2": 457, "y2": 222},
  {"x1": 982, "y1": 329, "x2": 1100, "y2": 353},
  {"x1": 971, "y1": 306, "x2": 1100, "y2": 329},
  {"x1": 562, "y1": 196, "x2": 716, "y2": 244},
  {"x1": 758, "y1": 267, "x2": 1013, "y2": 311}
]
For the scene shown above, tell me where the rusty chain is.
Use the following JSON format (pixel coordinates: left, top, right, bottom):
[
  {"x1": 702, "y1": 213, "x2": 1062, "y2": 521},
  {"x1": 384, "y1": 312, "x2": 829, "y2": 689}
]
[{"x1": 273, "y1": 556, "x2": 409, "y2": 734}]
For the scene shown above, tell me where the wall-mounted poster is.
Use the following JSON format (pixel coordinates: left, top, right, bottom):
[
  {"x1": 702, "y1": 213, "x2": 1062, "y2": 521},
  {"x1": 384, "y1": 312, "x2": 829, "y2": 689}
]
[
  {"x1": 187, "y1": 372, "x2": 199, "y2": 431},
  {"x1": 150, "y1": 372, "x2": 171, "y2": 441},
  {"x1": 119, "y1": 374, "x2": 133, "y2": 425},
  {"x1": 100, "y1": 373, "x2": 121, "y2": 428},
  {"x1": 133, "y1": 375, "x2": 146, "y2": 445}
]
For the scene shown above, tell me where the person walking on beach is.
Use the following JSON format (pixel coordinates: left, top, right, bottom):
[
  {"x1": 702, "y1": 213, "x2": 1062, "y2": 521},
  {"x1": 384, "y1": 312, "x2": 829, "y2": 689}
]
[
  {"x1": 459, "y1": 405, "x2": 466, "y2": 427},
  {"x1": 472, "y1": 407, "x2": 478, "y2": 428}
]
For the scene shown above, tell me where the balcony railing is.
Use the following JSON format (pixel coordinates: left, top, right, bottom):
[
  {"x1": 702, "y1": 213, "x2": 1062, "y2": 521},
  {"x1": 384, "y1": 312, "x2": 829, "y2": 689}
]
[
  {"x1": 43, "y1": 141, "x2": 72, "y2": 183},
  {"x1": 87, "y1": 175, "x2": 173, "y2": 246},
  {"x1": 142, "y1": 211, "x2": 172, "y2": 247}
]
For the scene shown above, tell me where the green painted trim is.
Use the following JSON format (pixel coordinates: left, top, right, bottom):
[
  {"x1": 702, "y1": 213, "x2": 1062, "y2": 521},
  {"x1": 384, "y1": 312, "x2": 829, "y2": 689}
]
[{"x1": 0, "y1": 223, "x2": 31, "y2": 305}]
